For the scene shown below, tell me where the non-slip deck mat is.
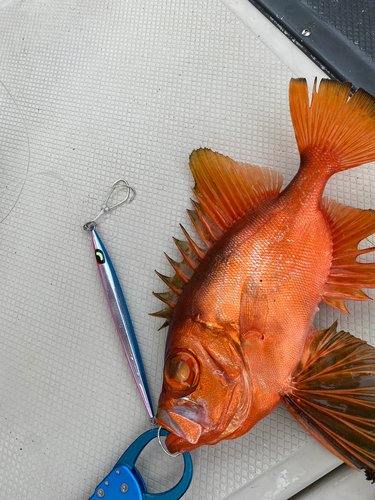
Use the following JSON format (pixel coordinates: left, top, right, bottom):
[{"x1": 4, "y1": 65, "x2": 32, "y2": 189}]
[
  {"x1": 1, "y1": 1, "x2": 374, "y2": 499},
  {"x1": 304, "y1": 0, "x2": 375, "y2": 61},
  {"x1": 248, "y1": 0, "x2": 375, "y2": 95}
]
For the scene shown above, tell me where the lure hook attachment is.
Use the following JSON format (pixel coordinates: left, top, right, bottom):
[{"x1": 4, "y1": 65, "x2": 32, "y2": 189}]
[{"x1": 83, "y1": 179, "x2": 136, "y2": 231}]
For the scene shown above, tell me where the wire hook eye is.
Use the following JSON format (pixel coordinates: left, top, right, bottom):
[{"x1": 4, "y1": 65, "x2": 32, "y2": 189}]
[{"x1": 83, "y1": 179, "x2": 136, "y2": 231}]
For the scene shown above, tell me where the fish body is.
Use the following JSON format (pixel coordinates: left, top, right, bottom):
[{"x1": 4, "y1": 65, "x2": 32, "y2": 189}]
[{"x1": 153, "y1": 79, "x2": 375, "y2": 479}]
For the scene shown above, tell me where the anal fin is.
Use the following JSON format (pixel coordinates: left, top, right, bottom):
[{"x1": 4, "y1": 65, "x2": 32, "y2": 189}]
[{"x1": 282, "y1": 322, "x2": 375, "y2": 478}]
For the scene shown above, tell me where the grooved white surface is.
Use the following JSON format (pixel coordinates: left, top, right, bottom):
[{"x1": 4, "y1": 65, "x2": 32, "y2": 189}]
[
  {"x1": 291, "y1": 464, "x2": 375, "y2": 500},
  {"x1": 1, "y1": 1, "x2": 374, "y2": 499}
]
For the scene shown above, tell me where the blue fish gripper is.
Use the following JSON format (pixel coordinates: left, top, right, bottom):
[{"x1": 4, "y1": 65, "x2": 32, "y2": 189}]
[{"x1": 89, "y1": 428, "x2": 193, "y2": 500}]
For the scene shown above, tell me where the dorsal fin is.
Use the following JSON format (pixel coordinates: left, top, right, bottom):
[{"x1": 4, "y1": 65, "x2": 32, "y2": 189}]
[
  {"x1": 190, "y1": 149, "x2": 283, "y2": 231},
  {"x1": 322, "y1": 197, "x2": 375, "y2": 312},
  {"x1": 151, "y1": 149, "x2": 283, "y2": 328}
]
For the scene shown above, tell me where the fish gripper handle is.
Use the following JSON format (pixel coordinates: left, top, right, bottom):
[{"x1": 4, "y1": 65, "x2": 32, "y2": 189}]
[{"x1": 89, "y1": 428, "x2": 193, "y2": 500}]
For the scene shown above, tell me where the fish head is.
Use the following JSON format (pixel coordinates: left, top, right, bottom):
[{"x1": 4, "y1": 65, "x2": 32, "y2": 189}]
[{"x1": 156, "y1": 318, "x2": 253, "y2": 453}]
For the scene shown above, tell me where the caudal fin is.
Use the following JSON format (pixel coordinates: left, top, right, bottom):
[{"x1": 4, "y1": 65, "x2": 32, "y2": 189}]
[
  {"x1": 290, "y1": 79, "x2": 375, "y2": 174},
  {"x1": 282, "y1": 322, "x2": 375, "y2": 480}
]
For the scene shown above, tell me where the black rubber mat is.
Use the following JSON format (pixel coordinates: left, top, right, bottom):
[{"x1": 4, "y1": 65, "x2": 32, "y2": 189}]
[{"x1": 249, "y1": 0, "x2": 375, "y2": 95}]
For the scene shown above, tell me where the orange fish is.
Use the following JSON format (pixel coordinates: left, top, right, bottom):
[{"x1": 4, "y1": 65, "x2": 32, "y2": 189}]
[{"x1": 153, "y1": 79, "x2": 375, "y2": 480}]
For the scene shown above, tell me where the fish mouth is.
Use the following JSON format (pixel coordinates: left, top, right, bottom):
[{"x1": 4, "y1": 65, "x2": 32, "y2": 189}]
[
  {"x1": 156, "y1": 399, "x2": 210, "y2": 453},
  {"x1": 157, "y1": 370, "x2": 253, "y2": 453}
]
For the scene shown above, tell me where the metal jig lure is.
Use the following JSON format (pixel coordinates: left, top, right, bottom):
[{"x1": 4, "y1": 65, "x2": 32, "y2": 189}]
[{"x1": 83, "y1": 179, "x2": 155, "y2": 422}]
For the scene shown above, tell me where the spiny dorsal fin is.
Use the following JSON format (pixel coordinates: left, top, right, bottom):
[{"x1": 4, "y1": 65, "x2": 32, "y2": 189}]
[
  {"x1": 322, "y1": 197, "x2": 375, "y2": 312},
  {"x1": 283, "y1": 322, "x2": 375, "y2": 476},
  {"x1": 151, "y1": 149, "x2": 283, "y2": 328},
  {"x1": 173, "y1": 237, "x2": 200, "y2": 270},
  {"x1": 149, "y1": 305, "x2": 174, "y2": 331}
]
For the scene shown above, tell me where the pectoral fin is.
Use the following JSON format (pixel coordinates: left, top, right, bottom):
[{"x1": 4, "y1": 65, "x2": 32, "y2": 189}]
[
  {"x1": 239, "y1": 281, "x2": 268, "y2": 339},
  {"x1": 282, "y1": 322, "x2": 375, "y2": 481}
]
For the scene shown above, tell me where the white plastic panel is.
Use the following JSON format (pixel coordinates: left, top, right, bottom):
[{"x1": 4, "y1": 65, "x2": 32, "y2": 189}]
[
  {"x1": 1, "y1": 1, "x2": 374, "y2": 499},
  {"x1": 291, "y1": 464, "x2": 375, "y2": 500}
]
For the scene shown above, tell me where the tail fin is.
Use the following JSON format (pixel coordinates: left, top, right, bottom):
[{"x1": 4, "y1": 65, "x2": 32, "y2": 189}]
[
  {"x1": 290, "y1": 79, "x2": 375, "y2": 174},
  {"x1": 282, "y1": 322, "x2": 375, "y2": 480}
]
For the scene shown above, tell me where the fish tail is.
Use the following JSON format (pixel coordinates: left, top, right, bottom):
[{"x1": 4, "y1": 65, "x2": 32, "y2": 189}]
[
  {"x1": 290, "y1": 79, "x2": 375, "y2": 174},
  {"x1": 282, "y1": 322, "x2": 375, "y2": 480}
]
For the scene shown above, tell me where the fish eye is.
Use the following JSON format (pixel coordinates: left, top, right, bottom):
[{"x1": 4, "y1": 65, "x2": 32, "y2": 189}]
[{"x1": 164, "y1": 351, "x2": 199, "y2": 394}]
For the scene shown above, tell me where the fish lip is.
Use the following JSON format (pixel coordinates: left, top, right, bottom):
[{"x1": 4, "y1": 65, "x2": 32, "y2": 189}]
[
  {"x1": 165, "y1": 432, "x2": 199, "y2": 453},
  {"x1": 156, "y1": 409, "x2": 185, "y2": 436},
  {"x1": 175, "y1": 396, "x2": 201, "y2": 409},
  {"x1": 173, "y1": 397, "x2": 210, "y2": 425},
  {"x1": 156, "y1": 403, "x2": 207, "y2": 446},
  {"x1": 155, "y1": 411, "x2": 193, "y2": 453}
]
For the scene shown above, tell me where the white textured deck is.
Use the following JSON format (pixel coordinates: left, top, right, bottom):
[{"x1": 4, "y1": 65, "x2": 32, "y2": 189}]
[{"x1": 1, "y1": 0, "x2": 373, "y2": 498}]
